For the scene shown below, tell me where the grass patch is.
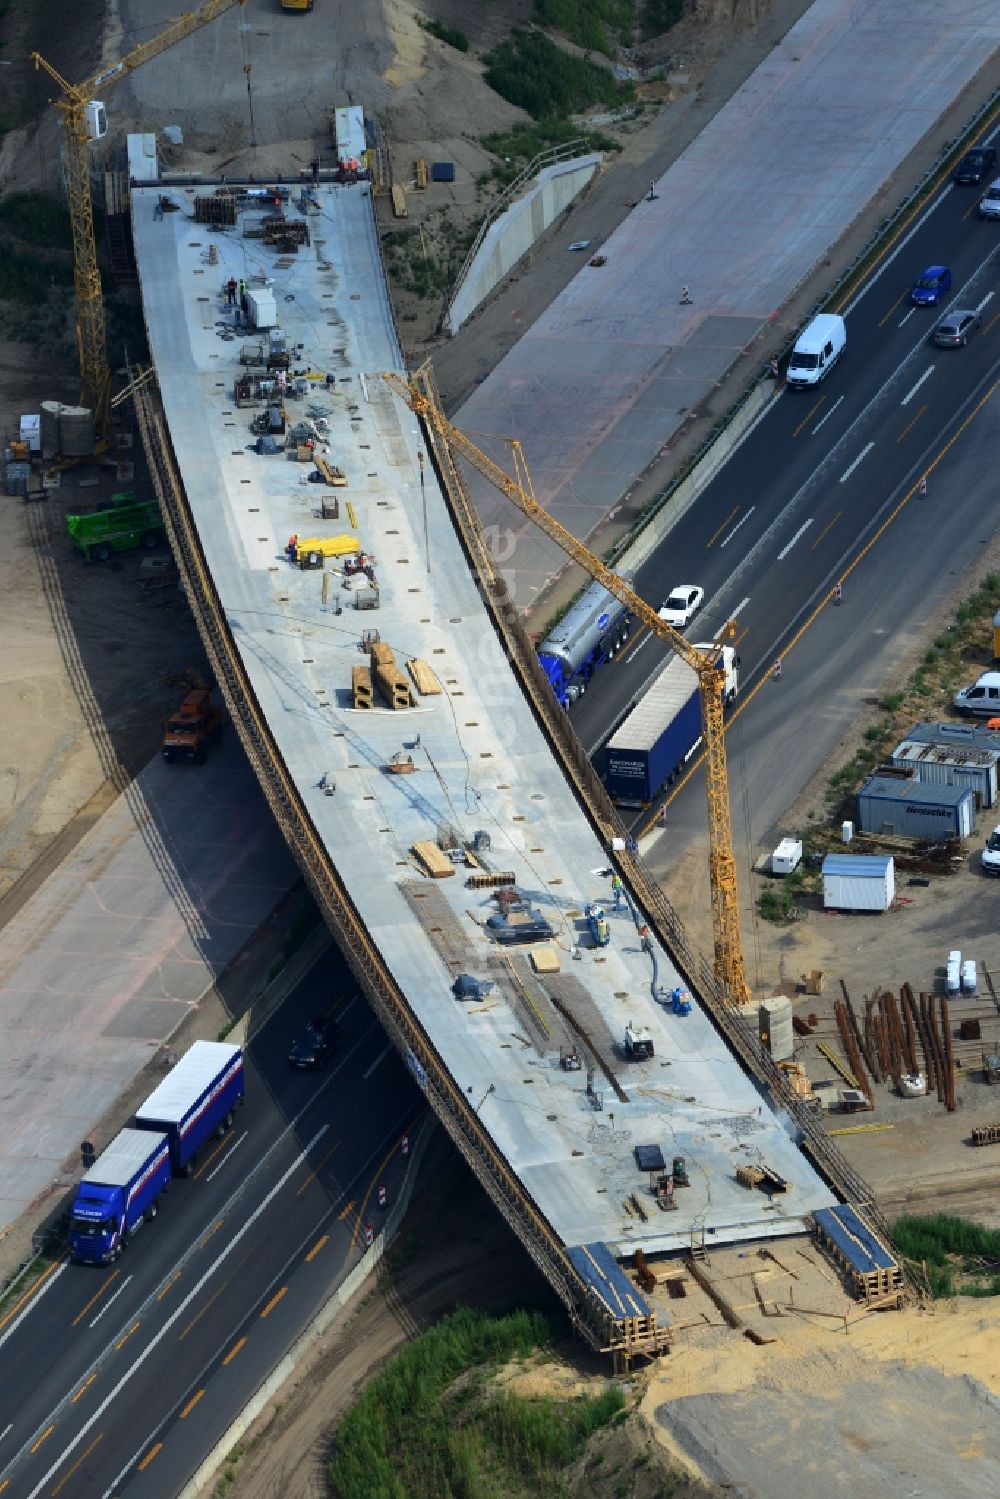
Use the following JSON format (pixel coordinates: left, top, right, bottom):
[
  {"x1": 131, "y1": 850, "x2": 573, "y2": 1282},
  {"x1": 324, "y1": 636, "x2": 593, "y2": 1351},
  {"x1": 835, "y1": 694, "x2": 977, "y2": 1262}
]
[
  {"x1": 419, "y1": 17, "x2": 469, "y2": 51},
  {"x1": 481, "y1": 120, "x2": 621, "y2": 173},
  {"x1": 483, "y1": 29, "x2": 635, "y2": 120},
  {"x1": 894, "y1": 1214, "x2": 1000, "y2": 1299},
  {"x1": 0, "y1": 191, "x2": 72, "y2": 250},
  {"x1": 757, "y1": 869, "x2": 807, "y2": 924},
  {"x1": 328, "y1": 1306, "x2": 624, "y2": 1499},
  {"x1": 536, "y1": 0, "x2": 636, "y2": 56}
]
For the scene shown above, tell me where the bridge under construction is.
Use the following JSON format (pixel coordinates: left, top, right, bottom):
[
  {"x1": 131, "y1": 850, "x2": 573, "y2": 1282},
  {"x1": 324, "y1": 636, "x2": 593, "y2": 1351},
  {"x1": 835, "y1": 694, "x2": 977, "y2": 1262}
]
[{"x1": 130, "y1": 176, "x2": 887, "y2": 1361}]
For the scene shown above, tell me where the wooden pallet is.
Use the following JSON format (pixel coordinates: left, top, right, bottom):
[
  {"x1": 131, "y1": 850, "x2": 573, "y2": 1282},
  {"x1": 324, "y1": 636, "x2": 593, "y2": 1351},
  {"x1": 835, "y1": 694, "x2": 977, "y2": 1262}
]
[
  {"x1": 412, "y1": 840, "x2": 454, "y2": 878},
  {"x1": 351, "y1": 664, "x2": 373, "y2": 710},
  {"x1": 391, "y1": 183, "x2": 408, "y2": 218},
  {"x1": 314, "y1": 455, "x2": 347, "y2": 487},
  {"x1": 407, "y1": 657, "x2": 442, "y2": 695}
]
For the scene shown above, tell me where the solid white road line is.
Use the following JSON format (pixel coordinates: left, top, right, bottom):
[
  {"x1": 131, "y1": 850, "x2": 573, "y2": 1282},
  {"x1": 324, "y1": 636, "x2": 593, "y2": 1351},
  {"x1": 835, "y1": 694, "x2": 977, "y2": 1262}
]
[
  {"x1": 811, "y1": 396, "x2": 844, "y2": 434},
  {"x1": 22, "y1": 1127, "x2": 330, "y2": 1499},
  {"x1": 777, "y1": 521, "x2": 813, "y2": 560},
  {"x1": 205, "y1": 1132, "x2": 247, "y2": 1183},
  {"x1": 719, "y1": 506, "x2": 755, "y2": 548},
  {"x1": 839, "y1": 442, "x2": 875, "y2": 484},
  {"x1": 0, "y1": 1264, "x2": 67, "y2": 1354},
  {"x1": 90, "y1": 1276, "x2": 133, "y2": 1330},
  {"x1": 900, "y1": 367, "x2": 934, "y2": 405}
]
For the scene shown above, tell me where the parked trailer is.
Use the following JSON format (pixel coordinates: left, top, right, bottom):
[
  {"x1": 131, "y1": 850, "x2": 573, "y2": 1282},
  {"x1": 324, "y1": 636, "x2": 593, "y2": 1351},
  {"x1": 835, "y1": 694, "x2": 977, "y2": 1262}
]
[
  {"x1": 604, "y1": 646, "x2": 737, "y2": 806},
  {"x1": 68, "y1": 1128, "x2": 171, "y2": 1265},
  {"x1": 134, "y1": 1040, "x2": 244, "y2": 1175},
  {"x1": 537, "y1": 579, "x2": 632, "y2": 707}
]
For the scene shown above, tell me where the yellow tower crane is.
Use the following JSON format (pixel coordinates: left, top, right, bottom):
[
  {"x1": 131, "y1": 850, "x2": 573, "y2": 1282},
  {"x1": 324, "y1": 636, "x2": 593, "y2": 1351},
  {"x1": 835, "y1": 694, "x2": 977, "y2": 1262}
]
[
  {"x1": 383, "y1": 369, "x2": 751, "y2": 1005},
  {"x1": 32, "y1": 0, "x2": 246, "y2": 438}
]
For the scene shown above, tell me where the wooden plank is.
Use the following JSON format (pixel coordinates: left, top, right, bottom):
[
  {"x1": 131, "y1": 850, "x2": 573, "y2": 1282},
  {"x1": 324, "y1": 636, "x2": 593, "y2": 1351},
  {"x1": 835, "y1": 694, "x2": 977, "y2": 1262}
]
[
  {"x1": 412, "y1": 840, "x2": 454, "y2": 879},
  {"x1": 407, "y1": 657, "x2": 443, "y2": 695},
  {"x1": 314, "y1": 455, "x2": 348, "y2": 487},
  {"x1": 391, "y1": 183, "x2": 408, "y2": 218}
]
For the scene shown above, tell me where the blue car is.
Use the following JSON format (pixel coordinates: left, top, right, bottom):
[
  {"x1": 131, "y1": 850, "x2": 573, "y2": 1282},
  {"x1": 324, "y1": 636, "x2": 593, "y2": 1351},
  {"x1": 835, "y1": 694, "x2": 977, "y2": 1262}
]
[{"x1": 911, "y1": 265, "x2": 952, "y2": 306}]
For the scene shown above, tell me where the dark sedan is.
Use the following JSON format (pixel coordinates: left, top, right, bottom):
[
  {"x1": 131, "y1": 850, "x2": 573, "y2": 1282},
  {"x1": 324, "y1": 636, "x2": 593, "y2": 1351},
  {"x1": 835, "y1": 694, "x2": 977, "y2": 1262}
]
[
  {"x1": 289, "y1": 1016, "x2": 339, "y2": 1069},
  {"x1": 954, "y1": 147, "x2": 998, "y2": 184}
]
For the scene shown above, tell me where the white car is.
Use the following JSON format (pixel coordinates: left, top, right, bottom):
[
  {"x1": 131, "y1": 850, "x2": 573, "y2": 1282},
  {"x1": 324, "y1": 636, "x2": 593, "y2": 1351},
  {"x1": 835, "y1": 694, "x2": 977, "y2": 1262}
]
[
  {"x1": 982, "y1": 826, "x2": 1000, "y2": 876},
  {"x1": 979, "y1": 179, "x2": 1000, "y2": 220},
  {"x1": 658, "y1": 585, "x2": 704, "y2": 629}
]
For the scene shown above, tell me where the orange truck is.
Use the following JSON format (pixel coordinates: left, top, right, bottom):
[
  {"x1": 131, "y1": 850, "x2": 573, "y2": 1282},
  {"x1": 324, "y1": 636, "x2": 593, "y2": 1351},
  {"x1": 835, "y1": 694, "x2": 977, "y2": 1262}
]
[{"x1": 161, "y1": 689, "x2": 223, "y2": 765}]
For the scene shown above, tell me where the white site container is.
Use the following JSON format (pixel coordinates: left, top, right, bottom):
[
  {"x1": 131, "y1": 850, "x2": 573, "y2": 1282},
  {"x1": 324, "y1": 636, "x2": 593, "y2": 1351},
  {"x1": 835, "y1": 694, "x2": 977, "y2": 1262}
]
[
  {"x1": 771, "y1": 838, "x2": 802, "y2": 875},
  {"x1": 19, "y1": 414, "x2": 40, "y2": 453},
  {"x1": 841, "y1": 821, "x2": 854, "y2": 844},
  {"x1": 246, "y1": 288, "x2": 277, "y2": 329},
  {"x1": 962, "y1": 960, "x2": 978, "y2": 995},
  {"x1": 822, "y1": 854, "x2": 894, "y2": 912}
]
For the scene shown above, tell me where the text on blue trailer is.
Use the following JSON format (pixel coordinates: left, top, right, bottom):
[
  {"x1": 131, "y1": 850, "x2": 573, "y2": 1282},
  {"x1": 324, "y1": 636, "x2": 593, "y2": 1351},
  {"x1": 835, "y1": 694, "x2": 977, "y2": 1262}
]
[
  {"x1": 68, "y1": 1040, "x2": 245, "y2": 1264},
  {"x1": 537, "y1": 579, "x2": 632, "y2": 706},
  {"x1": 603, "y1": 645, "x2": 738, "y2": 806}
]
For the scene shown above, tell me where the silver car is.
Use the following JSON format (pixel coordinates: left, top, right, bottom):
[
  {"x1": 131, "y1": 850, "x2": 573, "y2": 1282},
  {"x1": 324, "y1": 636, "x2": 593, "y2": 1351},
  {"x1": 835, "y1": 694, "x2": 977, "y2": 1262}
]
[
  {"x1": 932, "y1": 310, "x2": 981, "y2": 348},
  {"x1": 979, "y1": 179, "x2": 1000, "y2": 219}
]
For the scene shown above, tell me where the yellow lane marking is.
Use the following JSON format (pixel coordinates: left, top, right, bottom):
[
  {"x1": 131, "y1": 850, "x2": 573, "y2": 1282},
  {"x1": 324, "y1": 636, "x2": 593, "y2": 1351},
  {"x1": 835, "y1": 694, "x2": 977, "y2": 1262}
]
[
  {"x1": 260, "y1": 1287, "x2": 288, "y2": 1320},
  {"x1": 810, "y1": 511, "x2": 841, "y2": 550},
  {"x1": 71, "y1": 1373, "x2": 97, "y2": 1404},
  {"x1": 115, "y1": 1321, "x2": 140, "y2": 1352},
  {"x1": 336, "y1": 1199, "x2": 356, "y2": 1221},
  {"x1": 71, "y1": 1271, "x2": 119, "y2": 1329},
  {"x1": 963, "y1": 198, "x2": 981, "y2": 220},
  {"x1": 985, "y1": 310, "x2": 1000, "y2": 337},
  {"x1": 732, "y1": 625, "x2": 749, "y2": 650},
  {"x1": 179, "y1": 1278, "x2": 229, "y2": 1342},
  {"x1": 877, "y1": 288, "x2": 909, "y2": 327},
  {"x1": 0, "y1": 1477, "x2": 9, "y2": 1492},
  {"x1": 180, "y1": 1390, "x2": 206, "y2": 1420},
  {"x1": 792, "y1": 395, "x2": 824, "y2": 438},
  {"x1": 29, "y1": 1425, "x2": 54, "y2": 1455},
  {"x1": 157, "y1": 1270, "x2": 182, "y2": 1302},
  {"x1": 137, "y1": 1442, "x2": 162, "y2": 1472},
  {"x1": 222, "y1": 1337, "x2": 246, "y2": 1367},
  {"x1": 193, "y1": 1133, "x2": 232, "y2": 1180},
  {"x1": 706, "y1": 505, "x2": 739, "y2": 548},
  {"x1": 199, "y1": 1219, "x2": 225, "y2": 1249},
  {"x1": 349, "y1": 1113, "x2": 424, "y2": 1253},
  {"x1": 897, "y1": 402, "x2": 927, "y2": 443},
  {"x1": 0, "y1": 1253, "x2": 67, "y2": 1335},
  {"x1": 51, "y1": 1434, "x2": 104, "y2": 1496},
  {"x1": 305, "y1": 1234, "x2": 329, "y2": 1263},
  {"x1": 295, "y1": 1140, "x2": 341, "y2": 1196},
  {"x1": 646, "y1": 372, "x2": 1000, "y2": 833}
]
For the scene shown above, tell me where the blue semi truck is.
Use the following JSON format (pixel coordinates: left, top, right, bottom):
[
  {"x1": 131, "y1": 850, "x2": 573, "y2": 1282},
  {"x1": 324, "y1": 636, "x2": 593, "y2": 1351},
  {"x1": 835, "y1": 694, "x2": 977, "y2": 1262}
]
[
  {"x1": 537, "y1": 580, "x2": 632, "y2": 707},
  {"x1": 68, "y1": 1041, "x2": 244, "y2": 1265},
  {"x1": 604, "y1": 646, "x2": 737, "y2": 806}
]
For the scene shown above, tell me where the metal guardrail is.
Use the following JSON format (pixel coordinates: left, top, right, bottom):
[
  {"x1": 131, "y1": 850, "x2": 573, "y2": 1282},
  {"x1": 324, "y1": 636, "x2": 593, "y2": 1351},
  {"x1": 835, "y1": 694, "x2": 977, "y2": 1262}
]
[
  {"x1": 445, "y1": 138, "x2": 595, "y2": 326},
  {"x1": 132, "y1": 382, "x2": 636, "y2": 1359}
]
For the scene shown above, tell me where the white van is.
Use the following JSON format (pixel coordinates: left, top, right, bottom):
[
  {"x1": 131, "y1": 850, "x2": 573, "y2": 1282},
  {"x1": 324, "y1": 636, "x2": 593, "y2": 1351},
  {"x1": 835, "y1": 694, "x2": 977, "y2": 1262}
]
[
  {"x1": 785, "y1": 313, "x2": 846, "y2": 389},
  {"x1": 954, "y1": 671, "x2": 1000, "y2": 717}
]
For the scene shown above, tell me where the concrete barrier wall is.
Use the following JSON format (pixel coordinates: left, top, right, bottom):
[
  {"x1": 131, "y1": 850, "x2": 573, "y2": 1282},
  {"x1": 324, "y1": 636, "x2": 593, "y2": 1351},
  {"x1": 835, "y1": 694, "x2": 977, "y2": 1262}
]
[{"x1": 446, "y1": 154, "x2": 601, "y2": 335}]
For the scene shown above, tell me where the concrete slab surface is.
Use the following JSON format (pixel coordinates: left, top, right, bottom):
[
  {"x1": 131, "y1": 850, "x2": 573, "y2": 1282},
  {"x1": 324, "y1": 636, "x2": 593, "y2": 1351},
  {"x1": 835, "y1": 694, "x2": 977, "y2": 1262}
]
[
  {"x1": 132, "y1": 182, "x2": 835, "y2": 1259},
  {"x1": 0, "y1": 741, "x2": 296, "y2": 1234},
  {"x1": 453, "y1": 0, "x2": 1000, "y2": 610}
]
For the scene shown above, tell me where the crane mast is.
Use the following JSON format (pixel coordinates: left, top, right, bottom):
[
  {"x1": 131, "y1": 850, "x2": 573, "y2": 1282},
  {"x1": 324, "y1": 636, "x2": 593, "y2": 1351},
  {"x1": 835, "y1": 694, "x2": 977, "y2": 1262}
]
[
  {"x1": 31, "y1": 0, "x2": 245, "y2": 437},
  {"x1": 384, "y1": 369, "x2": 751, "y2": 1005}
]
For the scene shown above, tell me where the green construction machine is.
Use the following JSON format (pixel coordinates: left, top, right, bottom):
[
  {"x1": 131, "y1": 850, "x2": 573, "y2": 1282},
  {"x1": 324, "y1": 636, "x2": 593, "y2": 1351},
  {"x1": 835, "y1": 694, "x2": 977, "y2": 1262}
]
[{"x1": 66, "y1": 491, "x2": 164, "y2": 562}]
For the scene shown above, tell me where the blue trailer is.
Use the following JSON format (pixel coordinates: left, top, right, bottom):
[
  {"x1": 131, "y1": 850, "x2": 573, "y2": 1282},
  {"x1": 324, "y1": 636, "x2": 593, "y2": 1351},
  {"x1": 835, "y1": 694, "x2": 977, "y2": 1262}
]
[
  {"x1": 134, "y1": 1041, "x2": 244, "y2": 1175},
  {"x1": 537, "y1": 580, "x2": 632, "y2": 707},
  {"x1": 68, "y1": 1128, "x2": 171, "y2": 1265},
  {"x1": 604, "y1": 646, "x2": 737, "y2": 806}
]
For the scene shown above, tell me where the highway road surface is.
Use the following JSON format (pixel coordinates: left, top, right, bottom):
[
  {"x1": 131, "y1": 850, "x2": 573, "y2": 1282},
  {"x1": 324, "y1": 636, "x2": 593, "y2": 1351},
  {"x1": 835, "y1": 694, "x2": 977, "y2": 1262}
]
[
  {"x1": 570, "y1": 139, "x2": 1000, "y2": 811},
  {"x1": 0, "y1": 945, "x2": 422, "y2": 1498}
]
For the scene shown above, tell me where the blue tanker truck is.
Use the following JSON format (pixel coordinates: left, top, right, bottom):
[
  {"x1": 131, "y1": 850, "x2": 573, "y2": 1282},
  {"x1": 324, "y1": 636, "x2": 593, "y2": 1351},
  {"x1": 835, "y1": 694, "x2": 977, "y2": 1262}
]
[
  {"x1": 537, "y1": 580, "x2": 632, "y2": 707},
  {"x1": 68, "y1": 1041, "x2": 245, "y2": 1265}
]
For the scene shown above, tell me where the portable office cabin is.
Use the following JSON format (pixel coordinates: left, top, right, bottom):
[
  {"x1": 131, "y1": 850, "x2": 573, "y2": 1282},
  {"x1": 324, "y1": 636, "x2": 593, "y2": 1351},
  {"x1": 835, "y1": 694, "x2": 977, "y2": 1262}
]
[
  {"x1": 856, "y1": 772, "x2": 974, "y2": 840},
  {"x1": 822, "y1": 854, "x2": 895, "y2": 912},
  {"x1": 127, "y1": 133, "x2": 159, "y2": 184},
  {"x1": 891, "y1": 738, "x2": 999, "y2": 809},
  {"x1": 333, "y1": 104, "x2": 367, "y2": 165}
]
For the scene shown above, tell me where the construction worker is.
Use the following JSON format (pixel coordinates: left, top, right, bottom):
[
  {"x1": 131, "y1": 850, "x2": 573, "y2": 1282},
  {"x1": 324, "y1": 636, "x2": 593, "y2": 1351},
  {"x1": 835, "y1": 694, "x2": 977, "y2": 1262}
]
[
  {"x1": 226, "y1": 277, "x2": 237, "y2": 306},
  {"x1": 239, "y1": 279, "x2": 248, "y2": 315},
  {"x1": 286, "y1": 534, "x2": 299, "y2": 563},
  {"x1": 611, "y1": 873, "x2": 624, "y2": 910},
  {"x1": 769, "y1": 354, "x2": 780, "y2": 380}
]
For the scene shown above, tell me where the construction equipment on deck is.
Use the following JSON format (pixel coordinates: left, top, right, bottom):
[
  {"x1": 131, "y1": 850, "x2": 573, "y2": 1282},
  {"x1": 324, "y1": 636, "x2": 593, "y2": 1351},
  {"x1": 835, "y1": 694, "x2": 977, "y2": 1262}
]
[
  {"x1": 161, "y1": 689, "x2": 223, "y2": 764},
  {"x1": 623, "y1": 1023, "x2": 654, "y2": 1061},
  {"x1": 382, "y1": 369, "x2": 750, "y2": 1005},
  {"x1": 32, "y1": 0, "x2": 246, "y2": 437}
]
